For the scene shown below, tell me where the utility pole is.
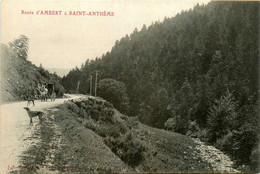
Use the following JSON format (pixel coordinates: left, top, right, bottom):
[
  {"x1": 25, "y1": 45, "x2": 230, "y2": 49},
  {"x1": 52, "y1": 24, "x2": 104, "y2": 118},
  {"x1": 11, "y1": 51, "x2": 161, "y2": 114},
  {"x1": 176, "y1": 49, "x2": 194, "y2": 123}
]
[
  {"x1": 94, "y1": 70, "x2": 98, "y2": 97},
  {"x1": 89, "y1": 75, "x2": 92, "y2": 95},
  {"x1": 76, "y1": 81, "x2": 80, "y2": 94}
]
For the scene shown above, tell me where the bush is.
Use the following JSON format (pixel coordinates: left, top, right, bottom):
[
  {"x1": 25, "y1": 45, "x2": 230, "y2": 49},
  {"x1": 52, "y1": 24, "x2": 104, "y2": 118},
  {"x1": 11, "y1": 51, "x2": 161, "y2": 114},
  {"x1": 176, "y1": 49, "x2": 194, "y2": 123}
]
[
  {"x1": 97, "y1": 78, "x2": 129, "y2": 114},
  {"x1": 54, "y1": 83, "x2": 65, "y2": 97},
  {"x1": 164, "y1": 118, "x2": 176, "y2": 131},
  {"x1": 215, "y1": 130, "x2": 234, "y2": 151},
  {"x1": 104, "y1": 132, "x2": 145, "y2": 167},
  {"x1": 197, "y1": 129, "x2": 208, "y2": 142},
  {"x1": 82, "y1": 118, "x2": 99, "y2": 131},
  {"x1": 66, "y1": 102, "x2": 81, "y2": 114},
  {"x1": 186, "y1": 121, "x2": 200, "y2": 137}
]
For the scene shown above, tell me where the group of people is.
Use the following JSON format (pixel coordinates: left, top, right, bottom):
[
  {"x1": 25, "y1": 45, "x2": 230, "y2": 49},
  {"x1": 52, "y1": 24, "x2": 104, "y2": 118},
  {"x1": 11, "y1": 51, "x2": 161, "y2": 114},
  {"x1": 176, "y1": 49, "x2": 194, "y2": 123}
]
[{"x1": 26, "y1": 83, "x2": 56, "y2": 106}]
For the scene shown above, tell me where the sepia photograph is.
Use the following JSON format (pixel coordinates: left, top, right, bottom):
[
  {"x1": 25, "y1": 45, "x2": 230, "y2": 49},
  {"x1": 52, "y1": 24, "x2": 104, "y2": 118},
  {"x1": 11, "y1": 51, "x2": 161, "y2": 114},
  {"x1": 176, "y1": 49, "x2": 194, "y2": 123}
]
[{"x1": 0, "y1": 0, "x2": 259, "y2": 173}]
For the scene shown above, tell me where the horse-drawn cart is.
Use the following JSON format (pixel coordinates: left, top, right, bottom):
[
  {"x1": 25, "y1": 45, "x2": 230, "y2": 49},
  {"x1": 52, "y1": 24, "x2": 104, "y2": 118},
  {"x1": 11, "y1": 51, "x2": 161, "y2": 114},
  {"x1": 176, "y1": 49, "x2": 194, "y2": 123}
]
[{"x1": 37, "y1": 83, "x2": 56, "y2": 101}]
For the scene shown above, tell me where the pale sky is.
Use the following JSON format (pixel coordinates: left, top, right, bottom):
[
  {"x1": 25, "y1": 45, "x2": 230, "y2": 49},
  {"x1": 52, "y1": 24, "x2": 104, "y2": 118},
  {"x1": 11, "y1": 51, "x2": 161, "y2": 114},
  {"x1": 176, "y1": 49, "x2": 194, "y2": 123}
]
[{"x1": 1, "y1": 0, "x2": 210, "y2": 69}]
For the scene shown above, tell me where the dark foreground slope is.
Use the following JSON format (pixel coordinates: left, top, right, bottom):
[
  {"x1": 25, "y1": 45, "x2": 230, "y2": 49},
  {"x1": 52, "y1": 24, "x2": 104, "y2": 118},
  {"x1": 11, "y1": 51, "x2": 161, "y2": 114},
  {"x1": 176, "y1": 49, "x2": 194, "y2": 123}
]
[
  {"x1": 0, "y1": 44, "x2": 65, "y2": 103},
  {"x1": 13, "y1": 97, "x2": 238, "y2": 173}
]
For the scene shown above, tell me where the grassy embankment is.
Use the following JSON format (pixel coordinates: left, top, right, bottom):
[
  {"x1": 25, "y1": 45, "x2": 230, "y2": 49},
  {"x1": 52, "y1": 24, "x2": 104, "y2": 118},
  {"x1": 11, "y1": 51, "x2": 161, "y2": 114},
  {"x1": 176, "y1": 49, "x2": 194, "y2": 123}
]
[{"x1": 13, "y1": 97, "x2": 239, "y2": 173}]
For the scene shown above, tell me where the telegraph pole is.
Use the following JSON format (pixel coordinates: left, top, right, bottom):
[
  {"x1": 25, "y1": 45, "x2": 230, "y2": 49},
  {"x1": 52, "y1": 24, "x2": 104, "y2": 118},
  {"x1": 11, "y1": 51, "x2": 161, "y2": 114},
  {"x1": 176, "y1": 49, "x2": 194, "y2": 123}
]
[
  {"x1": 76, "y1": 81, "x2": 80, "y2": 94},
  {"x1": 89, "y1": 75, "x2": 92, "y2": 95},
  {"x1": 94, "y1": 70, "x2": 98, "y2": 97}
]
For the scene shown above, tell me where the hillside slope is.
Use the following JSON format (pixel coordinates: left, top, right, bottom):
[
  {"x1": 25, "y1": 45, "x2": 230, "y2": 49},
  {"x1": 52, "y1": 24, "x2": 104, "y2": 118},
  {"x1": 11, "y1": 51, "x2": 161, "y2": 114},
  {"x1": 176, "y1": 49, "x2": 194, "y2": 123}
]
[
  {"x1": 0, "y1": 44, "x2": 65, "y2": 103},
  {"x1": 14, "y1": 97, "x2": 239, "y2": 173},
  {"x1": 61, "y1": 1, "x2": 259, "y2": 170}
]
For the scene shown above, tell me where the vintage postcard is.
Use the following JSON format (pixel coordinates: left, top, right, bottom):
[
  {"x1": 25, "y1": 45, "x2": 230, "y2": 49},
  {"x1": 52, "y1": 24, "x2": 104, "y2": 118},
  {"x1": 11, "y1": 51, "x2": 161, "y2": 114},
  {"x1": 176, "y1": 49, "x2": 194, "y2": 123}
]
[{"x1": 0, "y1": 0, "x2": 259, "y2": 173}]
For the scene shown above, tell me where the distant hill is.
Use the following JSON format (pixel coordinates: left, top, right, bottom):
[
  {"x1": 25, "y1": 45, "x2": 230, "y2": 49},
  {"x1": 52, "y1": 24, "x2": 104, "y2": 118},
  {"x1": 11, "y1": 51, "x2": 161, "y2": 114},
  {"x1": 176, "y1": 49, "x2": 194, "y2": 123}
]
[
  {"x1": 0, "y1": 43, "x2": 65, "y2": 103},
  {"x1": 46, "y1": 68, "x2": 71, "y2": 77}
]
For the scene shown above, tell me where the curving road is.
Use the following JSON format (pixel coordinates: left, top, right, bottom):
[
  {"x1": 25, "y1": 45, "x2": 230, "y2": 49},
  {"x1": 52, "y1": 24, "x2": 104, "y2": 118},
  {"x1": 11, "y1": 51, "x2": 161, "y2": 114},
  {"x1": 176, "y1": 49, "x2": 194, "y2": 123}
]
[{"x1": 0, "y1": 94, "x2": 84, "y2": 174}]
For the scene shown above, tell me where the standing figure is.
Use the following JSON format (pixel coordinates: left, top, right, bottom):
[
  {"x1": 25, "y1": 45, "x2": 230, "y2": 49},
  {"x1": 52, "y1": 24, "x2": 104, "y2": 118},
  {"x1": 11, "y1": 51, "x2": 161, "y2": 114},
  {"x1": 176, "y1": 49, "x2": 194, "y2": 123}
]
[
  {"x1": 37, "y1": 83, "x2": 48, "y2": 101},
  {"x1": 26, "y1": 86, "x2": 36, "y2": 106},
  {"x1": 51, "y1": 92, "x2": 56, "y2": 102}
]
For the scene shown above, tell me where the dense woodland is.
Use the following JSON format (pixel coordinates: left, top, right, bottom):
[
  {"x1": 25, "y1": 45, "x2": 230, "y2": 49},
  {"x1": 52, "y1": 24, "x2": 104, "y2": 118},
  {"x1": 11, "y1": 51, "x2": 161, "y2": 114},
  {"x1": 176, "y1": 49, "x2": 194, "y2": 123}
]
[{"x1": 62, "y1": 2, "x2": 259, "y2": 170}]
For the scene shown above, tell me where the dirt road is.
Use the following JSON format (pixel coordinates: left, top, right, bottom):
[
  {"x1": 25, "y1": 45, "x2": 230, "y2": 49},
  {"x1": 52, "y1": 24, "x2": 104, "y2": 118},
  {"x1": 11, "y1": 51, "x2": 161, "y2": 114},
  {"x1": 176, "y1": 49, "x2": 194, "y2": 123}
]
[{"x1": 0, "y1": 95, "x2": 84, "y2": 174}]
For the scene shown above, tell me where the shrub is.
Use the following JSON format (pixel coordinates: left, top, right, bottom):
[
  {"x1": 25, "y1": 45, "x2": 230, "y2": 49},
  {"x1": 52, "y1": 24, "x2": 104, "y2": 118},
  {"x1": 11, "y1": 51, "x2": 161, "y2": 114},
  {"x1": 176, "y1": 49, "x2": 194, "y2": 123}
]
[
  {"x1": 66, "y1": 102, "x2": 80, "y2": 114},
  {"x1": 97, "y1": 78, "x2": 129, "y2": 114},
  {"x1": 104, "y1": 132, "x2": 145, "y2": 167},
  {"x1": 186, "y1": 121, "x2": 200, "y2": 137},
  {"x1": 215, "y1": 130, "x2": 234, "y2": 151},
  {"x1": 82, "y1": 118, "x2": 99, "y2": 131},
  {"x1": 164, "y1": 118, "x2": 176, "y2": 131},
  {"x1": 197, "y1": 129, "x2": 208, "y2": 142},
  {"x1": 96, "y1": 122, "x2": 120, "y2": 138},
  {"x1": 54, "y1": 83, "x2": 65, "y2": 97}
]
